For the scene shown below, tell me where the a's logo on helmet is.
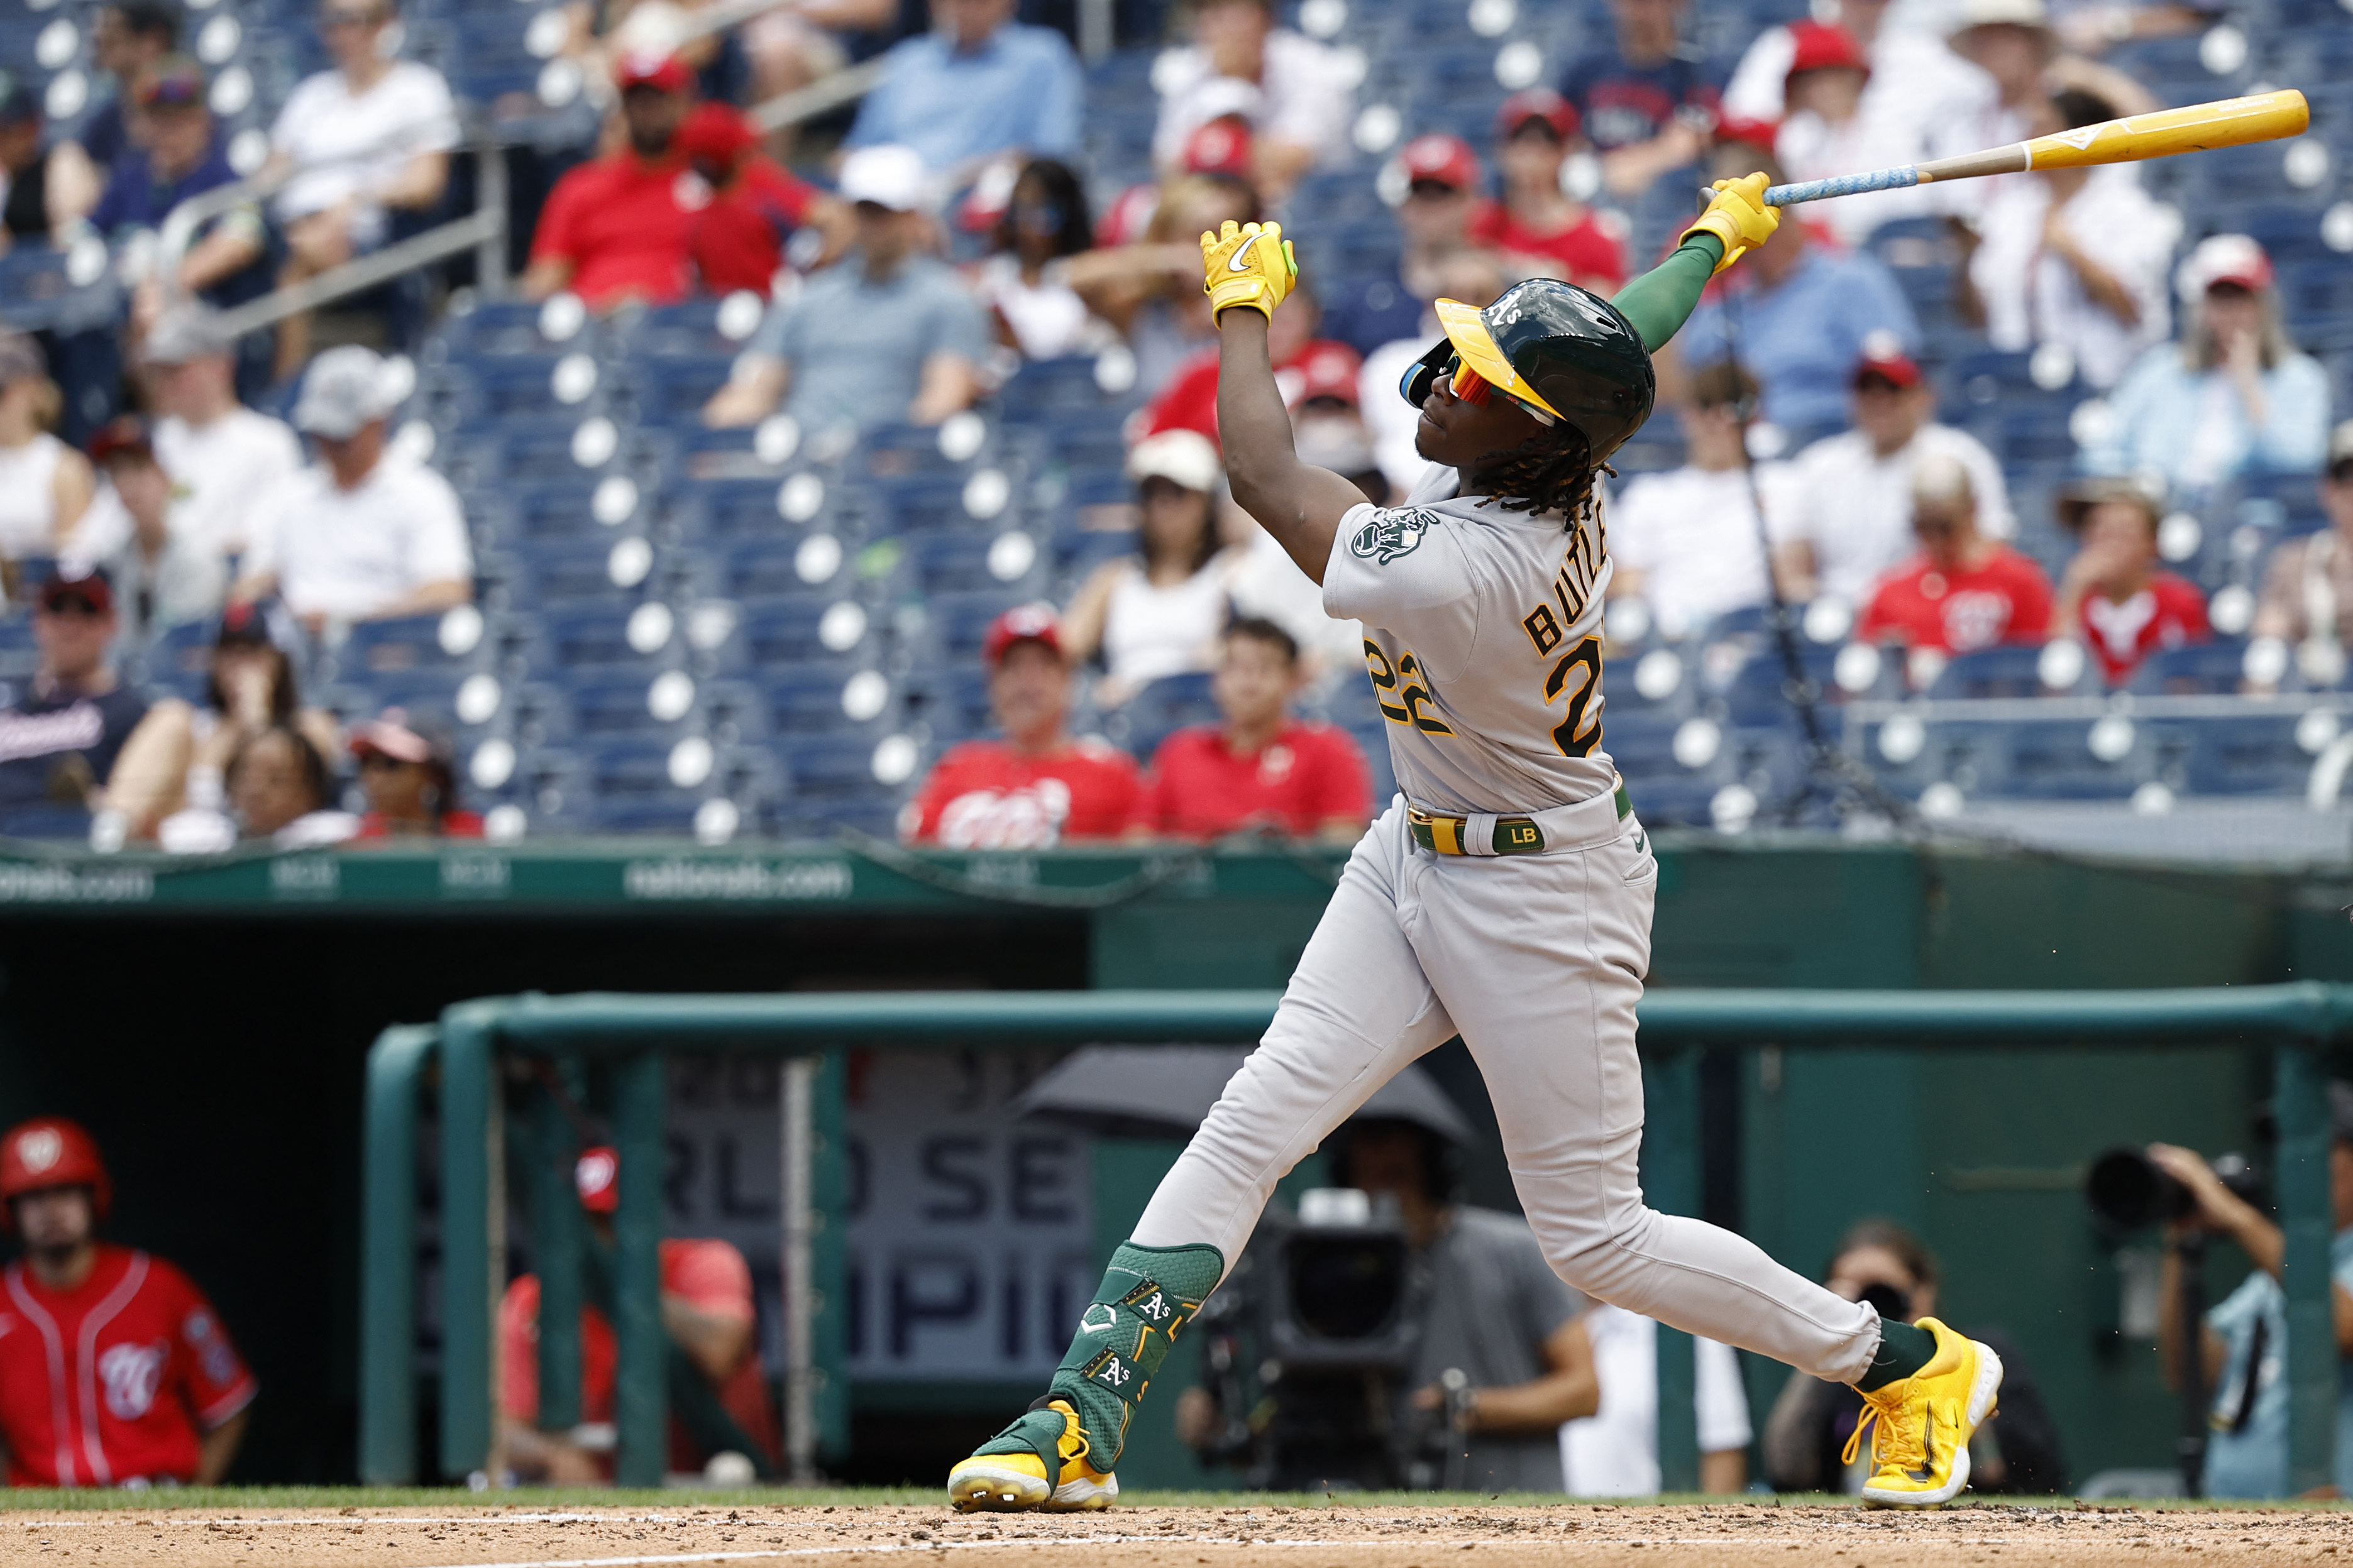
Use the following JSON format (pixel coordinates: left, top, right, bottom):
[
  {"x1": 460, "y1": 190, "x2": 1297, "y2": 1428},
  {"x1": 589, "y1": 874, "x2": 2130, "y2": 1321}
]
[
  {"x1": 1350, "y1": 509, "x2": 1432, "y2": 565},
  {"x1": 16, "y1": 1130, "x2": 61, "y2": 1174}
]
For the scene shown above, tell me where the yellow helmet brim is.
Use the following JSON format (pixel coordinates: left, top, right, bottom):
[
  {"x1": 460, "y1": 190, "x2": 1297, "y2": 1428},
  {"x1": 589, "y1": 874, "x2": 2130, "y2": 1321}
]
[{"x1": 1434, "y1": 297, "x2": 1564, "y2": 422}]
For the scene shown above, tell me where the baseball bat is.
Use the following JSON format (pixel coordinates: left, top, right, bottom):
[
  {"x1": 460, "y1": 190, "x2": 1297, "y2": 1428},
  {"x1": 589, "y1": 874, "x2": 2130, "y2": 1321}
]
[{"x1": 1760, "y1": 89, "x2": 2310, "y2": 206}]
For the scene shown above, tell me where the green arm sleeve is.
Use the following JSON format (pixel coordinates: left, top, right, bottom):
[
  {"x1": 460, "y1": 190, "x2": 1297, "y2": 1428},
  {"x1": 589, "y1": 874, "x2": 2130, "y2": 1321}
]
[{"x1": 1609, "y1": 234, "x2": 1724, "y2": 354}]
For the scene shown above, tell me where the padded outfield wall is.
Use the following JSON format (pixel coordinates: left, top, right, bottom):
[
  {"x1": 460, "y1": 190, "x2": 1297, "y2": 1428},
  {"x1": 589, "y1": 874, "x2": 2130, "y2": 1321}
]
[{"x1": 0, "y1": 835, "x2": 2341, "y2": 1486}]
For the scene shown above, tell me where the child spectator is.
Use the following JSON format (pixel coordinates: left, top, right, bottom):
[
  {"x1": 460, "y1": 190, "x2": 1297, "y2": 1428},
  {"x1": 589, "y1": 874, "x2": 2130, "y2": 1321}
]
[
  {"x1": 2250, "y1": 422, "x2": 2353, "y2": 671},
  {"x1": 1677, "y1": 145, "x2": 1919, "y2": 449},
  {"x1": 68, "y1": 417, "x2": 224, "y2": 632},
  {"x1": 231, "y1": 347, "x2": 474, "y2": 632},
  {"x1": 350, "y1": 708, "x2": 483, "y2": 838},
  {"x1": 1467, "y1": 91, "x2": 1626, "y2": 293},
  {"x1": 1857, "y1": 454, "x2": 2053, "y2": 659},
  {"x1": 1606, "y1": 361, "x2": 1783, "y2": 639},
  {"x1": 900, "y1": 606, "x2": 1145, "y2": 848},
  {"x1": 1062, "y1": 430, "x2": 1240, "y2": 706},
  {"x1": 1557, "y1": 0, "x2": 1723, "y2": 200},
  {"x1": 212, "y1": 722, "x2": 355, "y2": 848},
  {"x1": 0, "y1": 571, "x2": 147, "y2": 838},
  {"x1": 1142, "y1": 618, "x2": 1370, "y2": 842},
  {"x1": 705, "y1": 146, "x2": 989, "y2": 433},
  {"x1": 1961, "y1": 89, "x2": 2176, "y2": 390},
  {"x1": 675, "y1": 103, "x2": 843, "y2": 299},
  {"x1": 262, "y1": 0, "x2": 458, "y2": 379},
  {"x1": 104, "y1": 604, "x2": 343, "y2": 843},
  {"x1": 0, "y1": 1116, "x2": 255, "y2": 1486},
  {"x1": 0, "y1": 333, "x2": 94, "y2": 579},
  {"x1": 2080, "y1": 235, "x2": 2332, "y2": 494},
  {"x1": 969, "y1": 158, "x2": 1111, "y2": 361},
  {"x1": 500, "y1": 1146, "x2": 778, "y2": 1484},
  {"x1": 844, "y1": 0, "x2": 1081, "y2": 175},
  {"x1": 1152, "y1": 0, "x2": 1352, "y2": 201},
  {"x1": 2052, "y1": 477, "x2": 2206, "y2": 684},
  {"x1": 1770, "y1": 345, "x2": 2014, "y2": 606}
]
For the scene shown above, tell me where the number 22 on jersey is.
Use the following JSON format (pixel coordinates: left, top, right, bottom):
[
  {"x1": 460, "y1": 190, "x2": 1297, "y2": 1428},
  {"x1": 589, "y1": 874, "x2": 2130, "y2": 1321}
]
[{"x1": 1363, "y1": 641, "x2": 1453, "y2": 735}]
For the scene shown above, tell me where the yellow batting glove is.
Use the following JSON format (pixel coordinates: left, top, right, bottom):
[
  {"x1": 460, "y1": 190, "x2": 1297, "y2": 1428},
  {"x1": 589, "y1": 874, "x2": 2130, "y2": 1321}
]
[
  {"x1": 1678, "y1": 173, "x2": 1780, "y2": 275},
  {"x1": 1201, "y1": 219, "x2": 1299, "y2": 323}
]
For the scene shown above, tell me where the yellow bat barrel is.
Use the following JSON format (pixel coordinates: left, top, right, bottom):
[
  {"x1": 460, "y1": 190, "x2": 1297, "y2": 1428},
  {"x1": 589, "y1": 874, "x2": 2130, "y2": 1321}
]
[{"x1": 2019, "y1": 89, "x2": 2309, "y2": 172}]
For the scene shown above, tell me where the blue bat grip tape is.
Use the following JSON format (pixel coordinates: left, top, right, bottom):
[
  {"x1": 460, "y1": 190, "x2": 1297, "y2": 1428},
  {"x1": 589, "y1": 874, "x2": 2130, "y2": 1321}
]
[{"x1": 1763, "y1": 166, "x2": 1921, "y2": 206}]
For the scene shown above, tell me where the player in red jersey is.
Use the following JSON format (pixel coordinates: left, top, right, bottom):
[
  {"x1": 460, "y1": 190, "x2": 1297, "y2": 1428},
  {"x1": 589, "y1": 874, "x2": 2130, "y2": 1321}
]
[
  {"x1": 0, "y1": 1118, "x2": 254, "y2": 1486},
  {"x1": 1143, "y1": 617, "x2": 1372, "y2": 840},
  {"x1": 901, "y1": 606, "x2": 1146, "y2": 847}
]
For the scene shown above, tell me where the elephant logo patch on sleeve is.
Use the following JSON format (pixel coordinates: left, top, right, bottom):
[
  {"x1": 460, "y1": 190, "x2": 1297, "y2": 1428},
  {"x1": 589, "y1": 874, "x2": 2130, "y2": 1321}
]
[{"x1": 1350, "y1": 509, "x2": 1434, "y2": 564}]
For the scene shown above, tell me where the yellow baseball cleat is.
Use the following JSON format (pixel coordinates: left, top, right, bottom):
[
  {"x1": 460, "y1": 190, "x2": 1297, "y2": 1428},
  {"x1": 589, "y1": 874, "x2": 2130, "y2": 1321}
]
[
  {"x1": 1844, "y1": 1317, "x2": 2004, "y2": 1508},
  {"x1": 947, "y1": 1400, "x2": 1118, "y2": 1513}
]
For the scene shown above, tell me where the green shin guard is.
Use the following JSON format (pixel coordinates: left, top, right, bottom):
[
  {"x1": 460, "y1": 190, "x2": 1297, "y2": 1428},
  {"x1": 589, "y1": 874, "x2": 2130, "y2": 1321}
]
[{"x1": 974, "y1": 1242, "x2": 1225, "y2": 1486}]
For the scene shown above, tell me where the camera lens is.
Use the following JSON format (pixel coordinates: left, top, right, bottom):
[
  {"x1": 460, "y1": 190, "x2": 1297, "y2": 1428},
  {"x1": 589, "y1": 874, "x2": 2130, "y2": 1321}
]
[{"x1": 2085, "y1": 1148, "x2": 2187, "y2": 1229}]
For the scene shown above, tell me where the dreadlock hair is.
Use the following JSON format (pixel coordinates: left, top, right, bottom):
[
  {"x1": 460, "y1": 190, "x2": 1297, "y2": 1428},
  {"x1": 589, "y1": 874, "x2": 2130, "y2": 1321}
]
[{"x1": 1472, "y1": 421, "x2": 1606, "y2": 528}]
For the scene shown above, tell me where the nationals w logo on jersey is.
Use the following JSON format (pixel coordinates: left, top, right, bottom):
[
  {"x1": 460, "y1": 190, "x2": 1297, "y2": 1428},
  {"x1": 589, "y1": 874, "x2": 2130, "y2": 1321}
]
[
  {"x1": 1350, "y1": 509, "x2": 1433, "y2": 564},
  {"x1": 98, "y1": 1340, "x2": 168, "y2": 1420}
]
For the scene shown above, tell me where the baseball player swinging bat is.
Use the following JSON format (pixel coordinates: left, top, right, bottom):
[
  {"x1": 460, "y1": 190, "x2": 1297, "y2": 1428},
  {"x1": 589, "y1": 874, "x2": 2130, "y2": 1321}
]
[{"x1": 1763, "y1": 88, "x2": 2310, "y2": 206}]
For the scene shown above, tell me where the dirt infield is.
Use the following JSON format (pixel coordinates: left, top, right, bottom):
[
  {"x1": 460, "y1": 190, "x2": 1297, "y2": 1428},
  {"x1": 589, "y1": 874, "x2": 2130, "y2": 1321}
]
[{"x1": 0, "y1": 1500, "x2": 2346, "y2": 1568}]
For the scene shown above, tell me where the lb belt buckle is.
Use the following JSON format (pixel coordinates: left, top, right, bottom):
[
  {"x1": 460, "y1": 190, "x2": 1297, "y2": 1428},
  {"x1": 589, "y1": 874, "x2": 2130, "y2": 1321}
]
[{"x1": 1408, "y1": 808, "x2": 1546, "y2": 857}]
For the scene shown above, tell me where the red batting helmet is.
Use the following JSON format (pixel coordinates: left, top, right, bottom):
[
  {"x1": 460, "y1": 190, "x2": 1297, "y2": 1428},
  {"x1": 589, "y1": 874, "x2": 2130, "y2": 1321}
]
[{"x1": 0, "y1": 1117, "x2": 111, "y2": 1226}]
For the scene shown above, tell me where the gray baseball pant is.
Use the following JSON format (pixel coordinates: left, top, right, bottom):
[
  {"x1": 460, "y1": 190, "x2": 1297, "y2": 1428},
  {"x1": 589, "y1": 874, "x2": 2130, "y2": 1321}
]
[{"x1": 1132, "y1": 794, "x2": 1881, "y2": 1384}]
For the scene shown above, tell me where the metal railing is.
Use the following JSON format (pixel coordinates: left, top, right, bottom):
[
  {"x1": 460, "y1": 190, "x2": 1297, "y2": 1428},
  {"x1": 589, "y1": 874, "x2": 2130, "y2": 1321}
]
[{"x1": 361, "y1": 984, "x2": 2348, "y2": 1495}]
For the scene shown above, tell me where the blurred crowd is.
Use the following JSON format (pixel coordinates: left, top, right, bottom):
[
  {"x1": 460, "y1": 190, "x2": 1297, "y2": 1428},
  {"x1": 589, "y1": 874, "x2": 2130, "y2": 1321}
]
[{"x1": 0, "y1": 0, "x2": 2345, "y2": 845}]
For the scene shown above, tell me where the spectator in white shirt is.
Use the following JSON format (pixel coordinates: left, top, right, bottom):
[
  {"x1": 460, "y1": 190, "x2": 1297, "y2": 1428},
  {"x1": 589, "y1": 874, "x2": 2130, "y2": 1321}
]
[
  {"x1": 1772, "y1": 343, "x2": 2015, "y2": 606},
  {"x1": 138, "y1": 309, "x2": 304, "y2": 570},
  {"x1": 1726, "y1": 0, "x2": 1992, "y2": 229},
  {"x1": 1557, "y1": 1303, "x2": 1753, "y2": 1496},
  {"x1": 1961, "y1": 89, "x2": 2176, "y2": 390},
  {"x1": 69, "y1": 418, "x2": 224, "y2": 634},
  {"x1": 1152, "y1": 0, "x2": 1352, "y2": 202},
  {"x1": 1607, "y1": 361, "x2": 1785, "y2": 639},
  {"x1": 0, "y1": 332, "x2": 93, "y2": 579},
  {"x1": 1772, "y1": 21, "x2": 1937, "y2": 246},
  {"x1": 262, "y1": 0, "x2": 459, "y2": 378},
  {"x1": 1939, "y1": 0, "x2": 2158, "y2": 206},
  {"x1": 231, "y1": 347, "x2": 473, "y2": 634}
]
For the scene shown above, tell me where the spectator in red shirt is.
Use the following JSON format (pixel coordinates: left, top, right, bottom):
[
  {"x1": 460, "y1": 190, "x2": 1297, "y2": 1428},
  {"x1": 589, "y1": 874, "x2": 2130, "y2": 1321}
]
[
  {"x1": 2052, "y1": 477, "x2": 2207, "y2": 685},
  {"x1": 351, "y1": 708, "x2": 486, "y2": 840},
  {"x1": 1467, "y1": 90, "x2": 1627, "y2": 292},
  {"x1": 520, "y1": 51, "x2": 705, "y2": 309},
  {"x1": 500, "y1": 1146, "x2": 778, "y2": 1484},
  {"x1": 0, "y1": 1117, "x2": 255, "y2": 1486},
  {"x1": 1858, "y1": 453, "x2": 2054, "y2": 661},
  {"x1": 901, "y1": 606, "x2": 1147, "y2": 847},
  {"x1": 674, "y1": 102, "x2": 846, "y2": 299},
  {"x1": 1145, "y1": 618, "x2": 1372, "y2": 841}
]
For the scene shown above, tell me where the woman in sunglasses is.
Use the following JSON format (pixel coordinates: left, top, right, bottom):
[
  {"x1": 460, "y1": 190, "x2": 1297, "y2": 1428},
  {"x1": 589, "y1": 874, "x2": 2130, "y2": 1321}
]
[{"x1": 954, "y1": 175, "x2": 2005, "y2": 1518}]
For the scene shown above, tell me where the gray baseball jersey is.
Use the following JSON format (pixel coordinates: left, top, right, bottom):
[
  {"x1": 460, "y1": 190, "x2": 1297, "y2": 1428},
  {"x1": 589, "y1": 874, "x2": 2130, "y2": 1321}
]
[{"x1": 1322, "y1": 464, "x2": 1616, "y2": 815}]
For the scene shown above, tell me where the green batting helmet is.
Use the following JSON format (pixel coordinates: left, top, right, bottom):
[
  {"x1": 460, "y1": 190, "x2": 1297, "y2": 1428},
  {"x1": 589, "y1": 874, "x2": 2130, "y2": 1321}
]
[{"x1": 1399, "y1": 278, "x2": 1656, "y2": 464}]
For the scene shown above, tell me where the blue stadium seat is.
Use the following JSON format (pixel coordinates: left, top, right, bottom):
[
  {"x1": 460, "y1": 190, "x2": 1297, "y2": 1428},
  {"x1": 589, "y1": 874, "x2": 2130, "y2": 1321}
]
[
  {"x1": 319, "y1": 610, "x2": 492, "y2": 686},
  {"x1": 2126, "y1": 639, "x2": 2249, "y2": 696},
  {"x1": 758, "y1": 661, "x2": 901, "y2": 740},
  {"x1": 1927, "y1": 644, "x2": 2085, "y2": 699},
  {"x1": 625, "y1": 356, "x2": 741, "y2": 428},
  {"x1": 1978, "y1": 715, "x2": 2152, "y2": 799},
  {"x1": 566, "y1": 674, "x2": 702, "y2": 740},
  {"x1": 910, "y1": 531, "x2": 1049, "y2": 597},
  {"x1": 778, "y1": 737, "x2": 906, "y2": 829},
  {"x1": 1106, "y1": 671, "x2": 1218, "y2": 760},
  {"x1": 531, "y1": 603, "x2": 683, "y2": 677},
  {"x1": 742, "y1": 594, "x2": 881, "y2": 667},
  {"x1": 2159, "y1": 713, "x2": 2315, "y2": 796},
  {"x1": 132, "y1": 618, "x2": 224, "y2": 703},
  {"x1": 902, "y1": 668, "x2": 995, "y2": 742}
]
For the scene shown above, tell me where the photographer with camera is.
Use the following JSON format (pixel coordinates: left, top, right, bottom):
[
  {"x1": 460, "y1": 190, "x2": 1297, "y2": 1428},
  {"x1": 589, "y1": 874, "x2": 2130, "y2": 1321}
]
[
  {"x1": 2148, "y1": 1083, "x2": 2353, "y2": 1499},
  {"x1": 1761, "y1": 1220, "x2": 2066, "y2": 1495},
  {"x1": 1175, "y1": 1111, "x2": 1599, "y2": 1492}
]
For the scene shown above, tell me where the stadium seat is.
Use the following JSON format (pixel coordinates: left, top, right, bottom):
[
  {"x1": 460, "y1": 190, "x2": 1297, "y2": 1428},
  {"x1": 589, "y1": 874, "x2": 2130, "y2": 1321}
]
[
  {"x1": 2127, "y1": 639, "x2": 2251, "y2": 696},
  {"x1": 2159, "y1": 712, "x2": 2318, "y2": 796}
]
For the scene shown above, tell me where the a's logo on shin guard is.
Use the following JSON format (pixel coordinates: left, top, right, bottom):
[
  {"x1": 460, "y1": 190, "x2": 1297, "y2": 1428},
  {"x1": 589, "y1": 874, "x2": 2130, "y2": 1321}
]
[
  {"x1": 1081, "y1": 1349, "x2": 1138, "y2": 1395},
  {"x1": 1120, "y1": 1281, "x2": 1173, "y2": 1325}
]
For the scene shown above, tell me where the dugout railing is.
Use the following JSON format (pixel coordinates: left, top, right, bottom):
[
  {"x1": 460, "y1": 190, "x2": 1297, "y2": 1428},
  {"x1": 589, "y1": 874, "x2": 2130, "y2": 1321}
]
[{"x1": 359, "y1": 985, "x2": 2350, "y2": 1493}]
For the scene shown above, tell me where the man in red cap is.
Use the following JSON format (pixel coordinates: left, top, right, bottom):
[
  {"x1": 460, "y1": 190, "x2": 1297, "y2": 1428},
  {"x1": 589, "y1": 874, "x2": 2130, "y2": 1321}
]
[
  {"x1": 521, "y1": 52, "x2": 712, "y2": 309},
  {"x1": 0, "y1": 570, "x2": 149, "y2": 838},
  {"x1": 1771, "y1": 340, "x2": 2014, "y2": 606},
  {"x1": 0, "y1": 1117, "x2": 255, "y2": 1486},
  {"x1": 1322, "y1": 133, "x2": 1485, "y2": 357},
  {"x1": 1468, "y1": 90, "x2": 1626, "y2": 293},
  {"x1": 900, "y1": 606, "x2": 1145, "y2": 848},
  {"x1": 499, "y1": 1147, "x2": 776, "y2": 1484}
]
